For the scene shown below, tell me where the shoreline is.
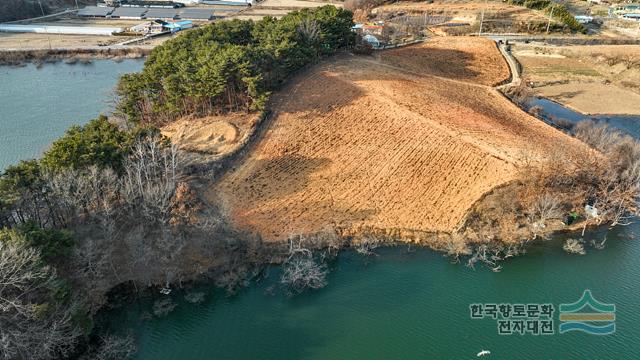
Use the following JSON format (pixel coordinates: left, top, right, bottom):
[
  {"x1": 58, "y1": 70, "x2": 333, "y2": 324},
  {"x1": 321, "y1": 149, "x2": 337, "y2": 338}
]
[
  {"x1": 0, "y1": 46, "x2": 151, "y2": 66},
  {"x1": 531, "y1": 94, "x2": 640, "y2": 118}
]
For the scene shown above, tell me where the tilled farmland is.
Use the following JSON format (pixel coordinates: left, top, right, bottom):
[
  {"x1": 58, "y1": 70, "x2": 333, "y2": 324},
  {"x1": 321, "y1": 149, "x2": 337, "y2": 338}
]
[{"x1": 211, "y1": 37, "x2": 588, "y2": 242}]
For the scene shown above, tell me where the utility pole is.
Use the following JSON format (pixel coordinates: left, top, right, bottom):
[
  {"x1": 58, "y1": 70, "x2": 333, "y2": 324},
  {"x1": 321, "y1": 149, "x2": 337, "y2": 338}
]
[
  {"x1": 478, "y1": 0, "x2": 488, "y2": 36},
  {"x1": 546, "y1": 4, "x2": 555, "y2": 34},
  {"x1": 37, "y1": 0, "x2": 46, "y2": 16}
]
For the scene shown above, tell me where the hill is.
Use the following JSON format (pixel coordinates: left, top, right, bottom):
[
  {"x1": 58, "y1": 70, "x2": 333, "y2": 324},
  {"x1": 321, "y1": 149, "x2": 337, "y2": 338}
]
[{"x1": 209, "y1": 37, "x2": 590, "y2": 242}]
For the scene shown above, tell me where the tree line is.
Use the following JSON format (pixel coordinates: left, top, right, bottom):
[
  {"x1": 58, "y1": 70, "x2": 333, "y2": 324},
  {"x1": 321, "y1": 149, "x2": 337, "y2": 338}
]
[
  {"x1": 117, "y1": 6, "x2": 355, "y2": 125},
  {"x1": 507, "y1": 0, "x2": 587, "y2": 33}
]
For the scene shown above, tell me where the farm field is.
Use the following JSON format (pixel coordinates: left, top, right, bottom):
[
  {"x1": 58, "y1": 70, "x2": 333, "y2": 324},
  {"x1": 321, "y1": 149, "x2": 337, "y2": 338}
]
[
  {"x1": 374, "y1": 0, "x2": 549, "y2": 23},
  {"x1": 236, "y1": 0, "x2": 342, "y2": 19},
  {"x1": 0, "y1": 32, "x2": 122, "y2": 48},
  {"x1": 210, "y1": 38, "x2": 589, "y2": 242},
  {"x1": 513, "y1": 43, "x2": 640, "y2": 114},
  {"x1": 377, "y1": 37, "x2": 510, "y2": 86}
]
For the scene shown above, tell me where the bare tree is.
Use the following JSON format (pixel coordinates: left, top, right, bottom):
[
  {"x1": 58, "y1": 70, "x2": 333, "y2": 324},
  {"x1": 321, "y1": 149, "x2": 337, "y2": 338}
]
[
  {"x1": 354, "y1": 236, "x2": 380, "y2": 257},
  {"x1": 0, "y1": 239, "x2": 54, "y2": 316},
  {"x1": 121, "y1": 137, "x2": 180, "y2": 225},
  {"x1": 0, "y1": 234, "x2": 81, "y2": 360},
  {"x1": 81, "y1": 334, "x2": 137, "y2": 360},
  {"x1": 563, "y1": 238, "x2": 586, "y2": 255},
  {"x1": 280, "y1": 239, "x2": 327, "y2": 295},
  {"x1": 528, "y1": 193, "x2": 563, "y2": 239}
]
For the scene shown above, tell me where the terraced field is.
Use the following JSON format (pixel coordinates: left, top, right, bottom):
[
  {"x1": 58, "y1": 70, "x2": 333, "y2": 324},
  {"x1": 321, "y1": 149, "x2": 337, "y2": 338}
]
[{"x1": 210, "y1": 38, "x2": 588, "y2": 242}]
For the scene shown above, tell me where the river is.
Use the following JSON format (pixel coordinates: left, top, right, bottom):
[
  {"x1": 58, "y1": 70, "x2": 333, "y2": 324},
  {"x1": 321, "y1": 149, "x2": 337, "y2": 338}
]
[
  {"x1": 100, "y1": 98, "x2": 640, "y2": 360},
  {"x1": 4, "y1": 63, "x2": 640, "y2": 359},
  {"x1": 104, "y1": 226, "x2": 639, "y2": 359},
  {"x1": 0, "y1": 59, "x2": 144, "y2": 170}
]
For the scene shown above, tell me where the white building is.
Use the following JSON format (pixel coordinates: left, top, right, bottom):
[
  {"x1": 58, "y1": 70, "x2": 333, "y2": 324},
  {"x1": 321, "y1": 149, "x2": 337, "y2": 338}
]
[
  {"x1": 575, "y1": 15, "x2": 593, "y2": 24},
  {"x1": 0, "y1": 24, "x2": 123, "y2": 36}
]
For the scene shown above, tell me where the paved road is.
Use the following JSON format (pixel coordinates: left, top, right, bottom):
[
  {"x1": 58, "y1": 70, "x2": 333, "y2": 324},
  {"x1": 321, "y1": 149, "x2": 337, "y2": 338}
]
[{"x1": 495, "y1": 41, "x2": 521, "y2": 89}]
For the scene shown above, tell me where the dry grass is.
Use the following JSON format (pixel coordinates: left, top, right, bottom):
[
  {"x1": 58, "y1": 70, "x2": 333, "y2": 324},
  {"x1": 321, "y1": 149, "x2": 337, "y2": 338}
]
[{"x1": 209, "y1": 37, "x2": 590, "y2": 242}]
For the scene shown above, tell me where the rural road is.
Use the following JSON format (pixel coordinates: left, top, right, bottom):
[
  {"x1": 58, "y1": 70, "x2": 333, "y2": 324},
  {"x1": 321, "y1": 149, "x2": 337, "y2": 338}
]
[{"x1": 495, "y1": 41, "x2": 521, "y2": 89}]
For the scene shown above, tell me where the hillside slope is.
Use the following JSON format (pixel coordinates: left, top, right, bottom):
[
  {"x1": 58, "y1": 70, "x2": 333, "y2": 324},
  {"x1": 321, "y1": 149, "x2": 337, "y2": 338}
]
[{"x1": 210, "y1": 37, "x2": 589, "y2": 242}]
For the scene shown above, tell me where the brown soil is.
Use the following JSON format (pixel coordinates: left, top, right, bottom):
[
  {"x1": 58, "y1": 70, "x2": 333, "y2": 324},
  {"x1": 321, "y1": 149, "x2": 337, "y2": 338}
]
[
  {"x1": 163, "y1": 115, "x2": 242, "y2": 155},
  {"x1": 378, "y1": 37, "x2": 510, "y2": 86},
  {"x1": 375, "y1": 1, "x2": 548, "y2": 22},
  {"x1": 210, "y1": 37, "x2": 589, "y2": 242},
  {"x1": 162, "y1": 113, "x2": 263, "y2": 170}
]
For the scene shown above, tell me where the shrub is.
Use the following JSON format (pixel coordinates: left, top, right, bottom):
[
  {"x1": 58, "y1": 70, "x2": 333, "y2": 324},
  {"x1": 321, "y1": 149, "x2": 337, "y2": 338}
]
[
  {"x1": 41, "y1": 116, "x2": 131, "y2": 172},
  {"x1": 18, "y1": 221, "x2": 74, "y2": 262}
]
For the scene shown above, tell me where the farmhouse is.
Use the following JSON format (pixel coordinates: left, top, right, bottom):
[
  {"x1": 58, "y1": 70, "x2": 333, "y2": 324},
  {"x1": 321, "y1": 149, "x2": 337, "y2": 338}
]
[
  {"x1": 130, "y1": 19, "x2": 193, "y2": 33},
  {"x1": 612, "y1": 4, "x2": 640, "y2": 15}
]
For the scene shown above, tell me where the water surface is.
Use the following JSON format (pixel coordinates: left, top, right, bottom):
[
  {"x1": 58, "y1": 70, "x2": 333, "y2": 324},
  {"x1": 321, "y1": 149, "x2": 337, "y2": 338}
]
[
  {"x1": 105, "y1": 226, "x2": 639, "y2": 359},
  {"x1": 527, "y1": 97, "x2": 640, "y2": 138},
  {"x1": 102, "y1": 97, "x2": 640, "y2": 359},
  {"x1": 0, "y1": 59, "x2": 143, "y2": 169}
]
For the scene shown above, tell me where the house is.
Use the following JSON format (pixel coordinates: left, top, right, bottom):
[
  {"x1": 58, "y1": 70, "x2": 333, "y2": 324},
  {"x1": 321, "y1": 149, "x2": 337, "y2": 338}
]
[
  {"x1": 612, "y1": 4, "x2": 640, "y2": 15},
  {"x1": 122, "y1": 1, "x2": 185, "y2": 8},
  {"x1": 109, "y1": 6, "x2": 147, "y2": 19},
  {"x1": 622, "y1": 13, "x2": 640, "y2": 21},
  {"x1": 165, "y1": 20, "x2": 193, "y2": 32},
  {"x1": 130, "y1": 20, "x2": 167, "y2": 33},
  {"x1": 130, "y1": 19, "x2": 193, "y2": 34},
  {"x1": 202, "y1": 0, "x2": 254, "y2": 5},
  {"x1": 78, "y1": 6, "x2": 115, "y2": 17}
]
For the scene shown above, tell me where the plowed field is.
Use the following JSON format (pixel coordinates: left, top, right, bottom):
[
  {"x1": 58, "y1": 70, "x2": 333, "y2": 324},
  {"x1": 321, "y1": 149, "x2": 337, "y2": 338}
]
[{"x1": 210, "y1": 38, "x2": 588, "y2": 242}]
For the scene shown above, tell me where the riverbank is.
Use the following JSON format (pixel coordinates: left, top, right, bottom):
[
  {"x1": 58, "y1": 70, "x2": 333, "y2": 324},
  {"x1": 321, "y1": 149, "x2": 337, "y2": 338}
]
[
  {"x1": 510, "y1": 42, "x2": 640, "y2": 115},
  {"x1": 2, "y1": 28, "x2": 639, "y2": 360},
  {"x1": 0, "y1": 46, "x2": 151, "y2": 66},
  {"x1": 101, "y1": 222, "x2": 640, "y2": 360}
]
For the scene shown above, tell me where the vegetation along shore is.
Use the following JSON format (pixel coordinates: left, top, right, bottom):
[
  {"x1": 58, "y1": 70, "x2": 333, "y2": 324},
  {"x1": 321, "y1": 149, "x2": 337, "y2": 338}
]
[{"x1": 1, "y1": 3, "x2": 639, "y2": 360}]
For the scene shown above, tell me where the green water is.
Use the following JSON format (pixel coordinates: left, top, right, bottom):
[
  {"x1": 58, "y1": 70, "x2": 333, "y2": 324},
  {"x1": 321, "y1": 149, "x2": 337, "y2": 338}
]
[
  {"x1": 0, "y1": 60, "x2": 143, "y2": 169},
  {"x1": 5, "y1": 60, "x2": 639, "y2": 359},
  {"x1": 98, "y1": 92, "x2": 640, "y2": 360},
  {"x1": 105, "y1": 225, "x2": 639, "y2": 359}
]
